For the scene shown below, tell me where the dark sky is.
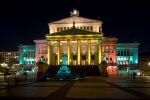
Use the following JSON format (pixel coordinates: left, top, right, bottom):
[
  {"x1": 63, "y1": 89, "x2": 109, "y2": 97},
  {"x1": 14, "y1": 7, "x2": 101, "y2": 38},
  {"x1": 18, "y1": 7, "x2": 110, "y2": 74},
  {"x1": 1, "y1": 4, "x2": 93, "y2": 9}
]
[{"x1": 0, "y1": 0, "x2": 150, "y2": 52}]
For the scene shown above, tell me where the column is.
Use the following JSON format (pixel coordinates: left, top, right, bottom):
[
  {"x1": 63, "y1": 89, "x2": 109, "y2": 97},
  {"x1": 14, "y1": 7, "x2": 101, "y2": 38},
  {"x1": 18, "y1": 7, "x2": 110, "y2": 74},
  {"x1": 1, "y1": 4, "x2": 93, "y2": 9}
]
[
  {"x1": 77, "y1": 39, "x2": 81, "y2": 65},
  {"x1": 88, "y1": 40, "x2": 91, "y2": 65},
  {"x1": 98, "y1": 39, "x2": 102, "y2": 64},
  {"x1": 47, "y1": 41, "x2": 51, "y2": 65},
  {"x1": 67, "y1": 39, "x2": 70, "y2": 65},
  {"x1": 57, "y1": 40, "x2": 60, "y2": 65}
]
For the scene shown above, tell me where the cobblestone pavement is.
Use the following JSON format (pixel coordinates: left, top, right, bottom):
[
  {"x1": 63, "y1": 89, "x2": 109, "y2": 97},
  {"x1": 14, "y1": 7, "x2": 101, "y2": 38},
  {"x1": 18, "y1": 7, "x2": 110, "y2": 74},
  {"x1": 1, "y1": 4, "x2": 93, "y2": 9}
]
[{"x1": 0, "y1": 76, "x2": 150, "y2": 100}]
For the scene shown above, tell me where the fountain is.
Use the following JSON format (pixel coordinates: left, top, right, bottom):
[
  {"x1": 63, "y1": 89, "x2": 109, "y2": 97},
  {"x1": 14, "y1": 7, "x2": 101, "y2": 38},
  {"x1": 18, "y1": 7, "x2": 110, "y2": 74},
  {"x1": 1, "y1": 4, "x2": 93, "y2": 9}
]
[{"x1": 55, "y1": 54, "x2": 72, "y2": 80}]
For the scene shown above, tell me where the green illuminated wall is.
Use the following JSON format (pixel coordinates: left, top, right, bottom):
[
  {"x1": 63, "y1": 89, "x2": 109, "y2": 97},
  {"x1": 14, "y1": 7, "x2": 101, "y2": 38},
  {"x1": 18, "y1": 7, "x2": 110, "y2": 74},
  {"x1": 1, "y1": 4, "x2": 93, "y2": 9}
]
[
  {"x1": 18, "y1": 45, "x2": 36, "y2": 65},
  {"x1": 116, "y1": 43, "x2": 140, "y2": 76},
  {"x1": 116, "y1": 43, "x2": 139, "y2": 65}
]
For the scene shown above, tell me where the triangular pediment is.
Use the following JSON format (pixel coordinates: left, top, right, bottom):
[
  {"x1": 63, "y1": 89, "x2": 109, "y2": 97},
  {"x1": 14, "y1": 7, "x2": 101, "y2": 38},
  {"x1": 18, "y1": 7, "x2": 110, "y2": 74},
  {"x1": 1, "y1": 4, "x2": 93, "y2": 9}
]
[{"x1": 49, "y1": 16, "x2": 101, "y2": 24}]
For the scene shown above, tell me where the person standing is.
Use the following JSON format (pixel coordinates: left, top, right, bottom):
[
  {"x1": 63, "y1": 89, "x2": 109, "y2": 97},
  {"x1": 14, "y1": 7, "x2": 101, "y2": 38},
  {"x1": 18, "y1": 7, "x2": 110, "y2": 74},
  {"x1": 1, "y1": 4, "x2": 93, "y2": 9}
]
[
  {"x1": 133, "y1": 72, "x2": 136, "y2": 79},
  {"x1": 24, "y1": 71, "x2": 27, "y2": 81},
  {"x1": 4, "y1": 67, "x2": 9, "y2": 81}
]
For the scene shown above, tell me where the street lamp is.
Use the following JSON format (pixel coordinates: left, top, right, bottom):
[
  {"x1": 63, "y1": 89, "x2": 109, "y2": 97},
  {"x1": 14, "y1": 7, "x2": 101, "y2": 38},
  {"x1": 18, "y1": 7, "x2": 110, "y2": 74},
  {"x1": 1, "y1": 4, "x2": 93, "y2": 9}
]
[
  {"x1": 148, "y1": 62, "x2": 150, "y2": 66},
  {"x1": 1, "y1": 63, "x2": 8, "y2": 68}
]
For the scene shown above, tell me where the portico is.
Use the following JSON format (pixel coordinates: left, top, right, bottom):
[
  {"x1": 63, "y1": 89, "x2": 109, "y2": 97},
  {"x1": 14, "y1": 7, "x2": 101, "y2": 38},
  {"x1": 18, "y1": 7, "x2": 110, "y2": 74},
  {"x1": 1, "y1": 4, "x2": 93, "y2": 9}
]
[{"x1": 46, "y1": 28, "x2": 103, "y2": 65}]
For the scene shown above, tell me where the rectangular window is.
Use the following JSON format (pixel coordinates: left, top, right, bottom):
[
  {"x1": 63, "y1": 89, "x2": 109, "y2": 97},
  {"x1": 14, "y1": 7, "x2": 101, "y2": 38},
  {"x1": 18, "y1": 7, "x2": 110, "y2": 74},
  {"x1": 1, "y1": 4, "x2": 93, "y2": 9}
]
[
  {"x1": 67, "y1": 27, "x2": 69, "y2": 29},
  {"x1": 64, "y1": 27, "x2": 66, "y2": 30},
  {"x1": 60, "y1": 27, "x2": 63, "y2": 31},
  {"x1": 124, "y1": 51, "x2": 126, "y2": 56},
  {"x1": 90, "y1": 26, "x2": 93, "y2": 31},
  {"x1": 87, "y1": 26, "x2": 89, "y2": 31},
  {"x1": 83, "y1": 26, "x2": 86, "y2": 30},
  {"x1": 99, "y1": 27, "x2": 102, "y2": 32},
  {"x1": 120, "y1": 51, "x2": 123, "y2": 56},
  {"x1": 57, "y1": 27, "x2": 60, "y2": 32},
  {"x1": 117, "y1": 51, "x2": 120, "y2": 56},
  {"x1": 127, "y1": 51, "x2": 129, "y2": 56}
]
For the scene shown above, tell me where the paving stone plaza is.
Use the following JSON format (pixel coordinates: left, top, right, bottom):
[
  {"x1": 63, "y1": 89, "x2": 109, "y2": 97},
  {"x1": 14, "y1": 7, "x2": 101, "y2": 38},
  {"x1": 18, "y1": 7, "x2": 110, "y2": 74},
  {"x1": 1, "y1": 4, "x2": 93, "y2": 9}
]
[{"x1": 0, "y1": 76, "x2": 150, "y2": 100}]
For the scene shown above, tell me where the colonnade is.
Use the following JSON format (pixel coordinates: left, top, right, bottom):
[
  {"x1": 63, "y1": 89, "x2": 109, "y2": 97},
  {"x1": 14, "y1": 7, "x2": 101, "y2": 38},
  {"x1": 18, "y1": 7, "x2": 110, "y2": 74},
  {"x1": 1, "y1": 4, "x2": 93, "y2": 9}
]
[{"x1": 47, "y1": 39, "x2": 102, "y2": 65}]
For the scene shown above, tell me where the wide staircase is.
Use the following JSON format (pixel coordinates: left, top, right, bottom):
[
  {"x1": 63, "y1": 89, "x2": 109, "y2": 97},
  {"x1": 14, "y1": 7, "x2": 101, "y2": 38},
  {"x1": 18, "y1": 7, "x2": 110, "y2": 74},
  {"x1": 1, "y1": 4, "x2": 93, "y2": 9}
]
[{"x1": 45, "y1": 65, "x2": 100, "y2": 77}]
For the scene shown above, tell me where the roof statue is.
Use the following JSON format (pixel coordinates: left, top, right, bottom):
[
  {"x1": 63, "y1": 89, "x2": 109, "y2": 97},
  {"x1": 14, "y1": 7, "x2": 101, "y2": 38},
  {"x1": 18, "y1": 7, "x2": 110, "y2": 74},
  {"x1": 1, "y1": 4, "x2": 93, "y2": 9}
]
[
  {"x1": 70, "y1": 9, "x2": 79, "y2": 16},
  {"x1": 50, "y1": 9, "x2": 101, "y2": 24}
]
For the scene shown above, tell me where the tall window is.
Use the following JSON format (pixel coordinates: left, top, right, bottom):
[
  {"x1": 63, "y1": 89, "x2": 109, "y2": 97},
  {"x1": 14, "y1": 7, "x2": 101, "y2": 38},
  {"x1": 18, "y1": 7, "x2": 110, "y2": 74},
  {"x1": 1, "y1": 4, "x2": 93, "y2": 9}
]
[
  {"x1": 57, "y1": 27, "x2": 60, "y2": 32},
  {"x1": 64, "y1": 27, "x2": 66, "y2": 30},
  {"x1": 90, "y1": 26, "x2": 93, "y2": 31},
  {"x1": 83, "y1": 26, "x2": 86, "y2": 30},
  {"x1": 87, "y1": 26, "x2": 89, "y2": 31},
  {"x1": 67, "y1": 27, "x2": 69, "y2": 30},
  {"x1": 120, "y1": 51, "x2": 123, "y2": 56},
  {"x1": 110, "y1": 58, "x2": 113, "y2": 63},
  {"x1": 117, "y1": 51, "x2": 120, "y2": 56},
  {"x1": 127, "y1": 51, "x2": 129, "y2": 56},
  {"x1": 99, "y1": 27, "x2": 102, "y2": 32},
  {"x1": 60, "y1": 27, "x2": 63, "y2": 31}
]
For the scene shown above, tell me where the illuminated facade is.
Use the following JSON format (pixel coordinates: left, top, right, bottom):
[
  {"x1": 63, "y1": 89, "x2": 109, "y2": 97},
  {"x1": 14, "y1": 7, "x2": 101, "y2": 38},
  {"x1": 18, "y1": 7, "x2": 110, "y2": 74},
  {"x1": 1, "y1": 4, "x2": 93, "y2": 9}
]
[
  {"x1": 18, "y1": 45, "x2": 36, "y2": 67},
  {"x1": 116, "y1": 43, "x2": 139, "y2": 65},
  {"x1": 34, "y1": 9, "x2": 117, "y2": 66},
  {"x1": 19, "y1": 9, "x2": 140, "y2": 76},
  {"x1": 0, "y1": 51, "x2": 19, "y2": 66},
  {"x1": 116, "y1": 43, "x2": 140, "y2": 76}
]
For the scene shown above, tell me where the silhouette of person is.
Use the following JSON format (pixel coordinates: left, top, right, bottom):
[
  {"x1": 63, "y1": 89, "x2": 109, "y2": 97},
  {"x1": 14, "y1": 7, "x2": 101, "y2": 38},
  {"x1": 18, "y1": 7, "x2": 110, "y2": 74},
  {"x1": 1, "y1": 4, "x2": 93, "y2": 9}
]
[
  {"x1": 133, "y1": 72, "x2": 136, "y2": 79},
  {"x1": 24, "y1": 71, "x2": 27, "y2": 81}
]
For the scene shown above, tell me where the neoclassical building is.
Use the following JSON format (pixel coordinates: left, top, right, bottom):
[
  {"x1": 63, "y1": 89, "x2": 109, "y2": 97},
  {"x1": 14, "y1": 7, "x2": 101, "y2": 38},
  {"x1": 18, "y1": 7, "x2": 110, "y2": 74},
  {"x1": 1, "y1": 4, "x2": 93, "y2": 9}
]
[
  {"x1": 34, "y1": 9, "x2": 118, "y2": 66},
  {"x1": 19, "y1": 9, "x2": 139, "y2": 76}
]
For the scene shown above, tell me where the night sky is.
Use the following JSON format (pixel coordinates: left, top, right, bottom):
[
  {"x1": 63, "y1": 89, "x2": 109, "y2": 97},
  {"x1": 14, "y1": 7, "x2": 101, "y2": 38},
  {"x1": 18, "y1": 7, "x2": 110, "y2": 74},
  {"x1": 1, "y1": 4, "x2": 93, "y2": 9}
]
[{"x1": 0, "y1": 0, "x2": 149, "y2": 52}]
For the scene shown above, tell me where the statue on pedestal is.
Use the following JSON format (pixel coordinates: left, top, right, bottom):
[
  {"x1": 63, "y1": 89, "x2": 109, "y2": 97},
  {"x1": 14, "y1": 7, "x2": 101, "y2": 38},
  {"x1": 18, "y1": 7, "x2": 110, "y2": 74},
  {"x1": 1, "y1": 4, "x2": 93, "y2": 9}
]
[{"x1": 55, "y1": 54, "x2": 72, "y2": 80}]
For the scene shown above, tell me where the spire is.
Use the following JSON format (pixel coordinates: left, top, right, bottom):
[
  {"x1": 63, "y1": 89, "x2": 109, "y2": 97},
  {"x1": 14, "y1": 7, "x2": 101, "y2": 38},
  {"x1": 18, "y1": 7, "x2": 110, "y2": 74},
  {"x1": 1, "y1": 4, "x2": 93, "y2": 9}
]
[{"x1": 70, "y1": 9, "x2": 79, "y2": 16}]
